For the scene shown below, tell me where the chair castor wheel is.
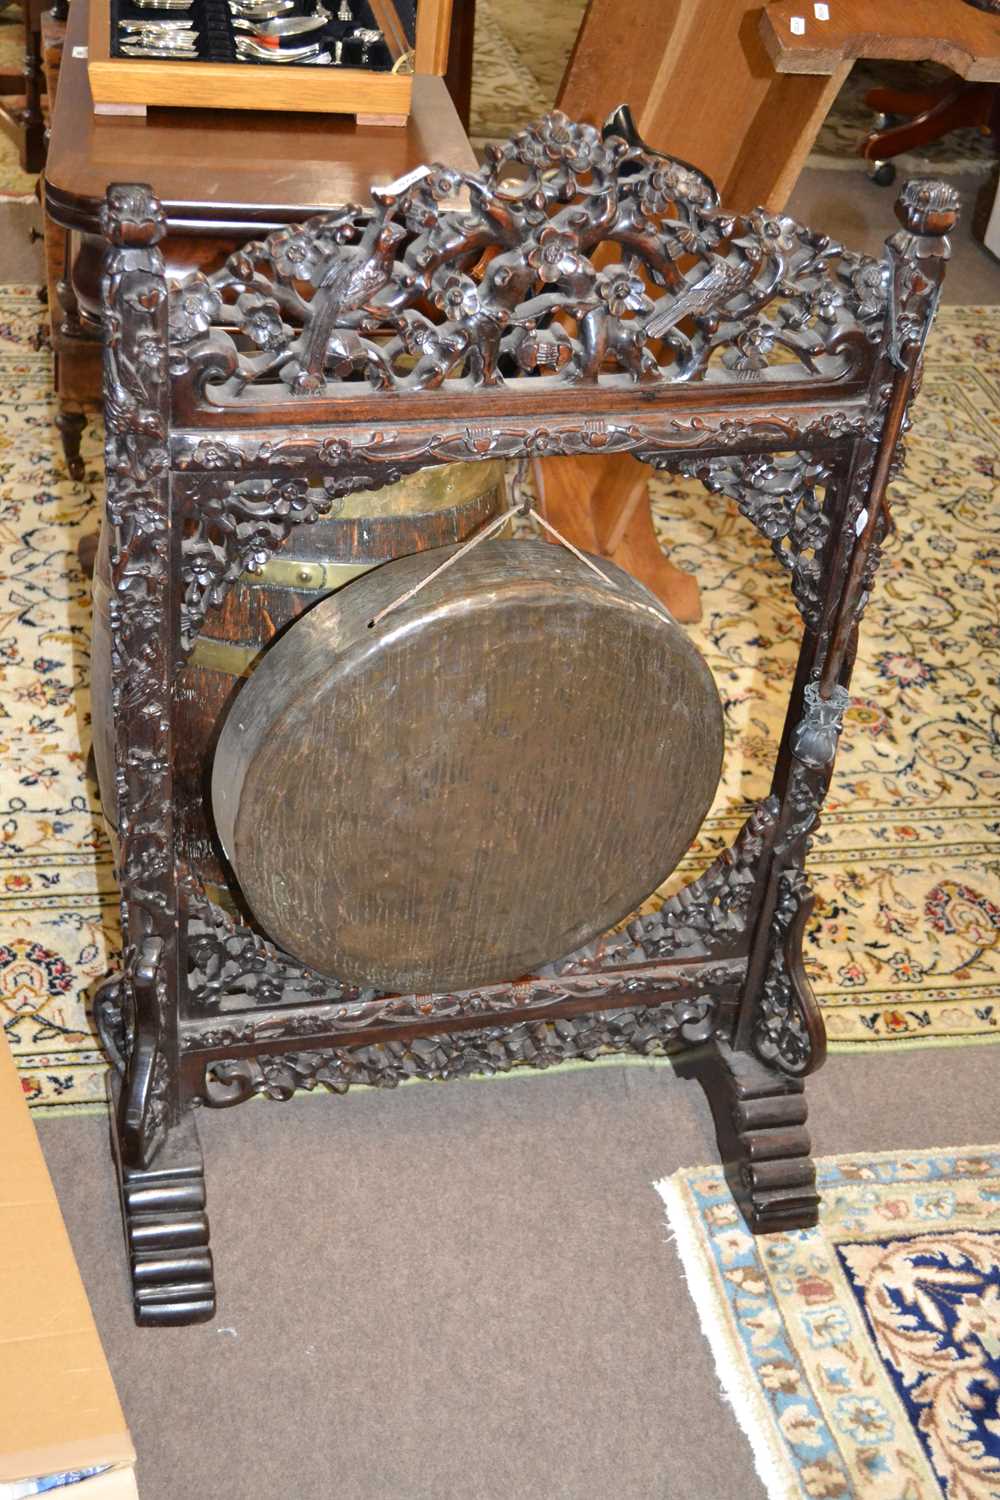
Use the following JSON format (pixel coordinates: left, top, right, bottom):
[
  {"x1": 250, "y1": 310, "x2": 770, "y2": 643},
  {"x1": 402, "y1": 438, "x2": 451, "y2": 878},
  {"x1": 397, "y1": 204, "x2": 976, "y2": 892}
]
[{"x1": 868, "y1": 160, "x2": 897, "y2": 187}]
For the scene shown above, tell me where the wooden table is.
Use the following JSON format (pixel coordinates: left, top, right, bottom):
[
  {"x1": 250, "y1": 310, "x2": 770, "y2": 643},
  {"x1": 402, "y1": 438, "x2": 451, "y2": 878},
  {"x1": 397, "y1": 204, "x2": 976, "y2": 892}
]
[{"x1": 43, "y1": 0, "x2": 476, "y2": 475}]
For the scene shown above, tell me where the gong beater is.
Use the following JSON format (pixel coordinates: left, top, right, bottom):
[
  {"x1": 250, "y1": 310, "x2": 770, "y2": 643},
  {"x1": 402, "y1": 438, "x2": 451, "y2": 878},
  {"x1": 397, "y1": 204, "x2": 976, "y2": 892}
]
[{"x1": 213, "y1": 538, "x2": 724, "y2": 994}]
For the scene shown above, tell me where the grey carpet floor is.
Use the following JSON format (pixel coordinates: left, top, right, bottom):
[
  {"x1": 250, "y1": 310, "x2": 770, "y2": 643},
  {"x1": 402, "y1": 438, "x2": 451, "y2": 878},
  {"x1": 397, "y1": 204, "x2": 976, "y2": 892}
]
[{"x1": 39, "y1": 1045, "x2": 1000, "y2": 1500}]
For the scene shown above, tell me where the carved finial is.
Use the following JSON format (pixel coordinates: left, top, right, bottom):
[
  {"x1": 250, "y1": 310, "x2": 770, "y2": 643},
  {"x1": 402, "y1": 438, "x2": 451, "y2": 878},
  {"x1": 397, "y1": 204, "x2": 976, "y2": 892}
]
[
  {"x1": 895, "y1": 179, "x2": 960, "y2": 240},
  {"x1": 100, "y1": 183, "x2": 166, "y2": 249}
]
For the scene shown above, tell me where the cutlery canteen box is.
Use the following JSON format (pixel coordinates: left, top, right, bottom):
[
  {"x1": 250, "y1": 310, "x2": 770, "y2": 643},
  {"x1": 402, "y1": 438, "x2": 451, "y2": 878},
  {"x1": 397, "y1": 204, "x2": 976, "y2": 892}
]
[{"x1": 87, "y1": 0, "x2": 452, "y2": 120}]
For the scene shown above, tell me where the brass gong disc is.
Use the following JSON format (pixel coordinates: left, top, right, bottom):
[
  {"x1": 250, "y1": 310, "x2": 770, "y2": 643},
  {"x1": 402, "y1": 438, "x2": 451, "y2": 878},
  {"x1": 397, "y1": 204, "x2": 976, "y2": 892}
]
[{"x1": 212, "y1": 539, "x2": 724, "y2": 993}]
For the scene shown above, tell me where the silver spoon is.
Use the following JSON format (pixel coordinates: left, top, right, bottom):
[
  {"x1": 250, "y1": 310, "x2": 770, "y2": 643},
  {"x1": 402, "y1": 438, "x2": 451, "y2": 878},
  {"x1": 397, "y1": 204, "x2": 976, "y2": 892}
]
[{"x1": 231, "y1": 4, "x2": 328, "y2": 38}]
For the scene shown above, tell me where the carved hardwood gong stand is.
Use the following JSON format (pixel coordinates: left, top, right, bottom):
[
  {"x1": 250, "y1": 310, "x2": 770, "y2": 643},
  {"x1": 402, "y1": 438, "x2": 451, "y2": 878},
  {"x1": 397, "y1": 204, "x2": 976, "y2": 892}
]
[{"x1": 92, "y1": 110, "x2": 956, "y2": 1325}]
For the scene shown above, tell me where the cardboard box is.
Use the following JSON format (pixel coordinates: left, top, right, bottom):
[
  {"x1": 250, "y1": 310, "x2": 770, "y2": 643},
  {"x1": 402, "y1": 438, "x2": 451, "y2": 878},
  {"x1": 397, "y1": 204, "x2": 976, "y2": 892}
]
[{"x1": 0, "y1": 1034, "x2": 137, "y2": 1498}]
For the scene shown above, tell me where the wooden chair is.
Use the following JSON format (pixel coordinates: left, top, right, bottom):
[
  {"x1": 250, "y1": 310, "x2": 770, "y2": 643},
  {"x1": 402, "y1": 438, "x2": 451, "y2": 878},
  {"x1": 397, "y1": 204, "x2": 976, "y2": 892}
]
[{"x1": 90, "y1": 113, "x2": 955, "y2": 1324}]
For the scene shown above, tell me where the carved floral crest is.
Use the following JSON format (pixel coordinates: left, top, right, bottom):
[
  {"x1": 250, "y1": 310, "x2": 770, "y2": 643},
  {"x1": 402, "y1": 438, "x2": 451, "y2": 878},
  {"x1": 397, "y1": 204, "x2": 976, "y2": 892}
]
[{"x1": 167, "y1": 109, "x2": 891, "y2": 406}]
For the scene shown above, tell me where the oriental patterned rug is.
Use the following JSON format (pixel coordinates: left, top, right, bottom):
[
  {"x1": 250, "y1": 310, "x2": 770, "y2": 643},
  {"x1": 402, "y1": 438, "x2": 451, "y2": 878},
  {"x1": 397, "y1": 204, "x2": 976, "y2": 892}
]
[
  {"x1": 657, "y1": 1145, "x2": 1000, "y2": 1500},
  {"x1": 0, "y1": 287, "x2": 997, "y2": 1111}
]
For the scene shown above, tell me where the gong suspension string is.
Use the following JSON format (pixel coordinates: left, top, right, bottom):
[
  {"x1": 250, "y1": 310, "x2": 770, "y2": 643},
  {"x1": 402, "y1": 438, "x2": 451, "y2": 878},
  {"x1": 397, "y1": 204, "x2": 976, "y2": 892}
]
[{"x1": 366, "y1": 459, "x2": 612, "y2": 629}]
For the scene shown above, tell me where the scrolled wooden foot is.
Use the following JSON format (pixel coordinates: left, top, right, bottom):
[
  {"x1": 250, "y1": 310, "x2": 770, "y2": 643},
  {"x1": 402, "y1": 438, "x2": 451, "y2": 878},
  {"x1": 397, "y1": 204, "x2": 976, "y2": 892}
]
[
  {"x1": 678, "y1": 1038, "x2": 819, "y2": 1234},
  {"x1": 108, "y1": 1088, "x2": 216, "y2": 1326}
]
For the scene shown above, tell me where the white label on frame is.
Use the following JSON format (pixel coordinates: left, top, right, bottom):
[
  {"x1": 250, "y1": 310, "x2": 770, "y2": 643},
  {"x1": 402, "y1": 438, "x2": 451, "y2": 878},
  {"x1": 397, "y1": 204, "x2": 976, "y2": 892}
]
[
  {"x1": 855, "y1": 507, "x2": 869, "y2": 537},
  {"x1": 72, "y1": 44, "x2": 88, "y2": 57},
  {"x1": 814, "y1": 3, "x2": 830, "y2": 19},
  {"x1": 379, "y1": 165, "x2": 433, "y2": 197},
  {"x1": 790, "y1": 15, "x2": 806, "y2": 34}
]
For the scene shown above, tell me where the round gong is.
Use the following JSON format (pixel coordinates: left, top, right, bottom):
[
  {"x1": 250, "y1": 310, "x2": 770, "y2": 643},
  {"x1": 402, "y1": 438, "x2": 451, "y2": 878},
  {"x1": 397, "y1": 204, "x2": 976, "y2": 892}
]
[{"x1": 211, "y1": 538, "x2": 724, "y2": 993}]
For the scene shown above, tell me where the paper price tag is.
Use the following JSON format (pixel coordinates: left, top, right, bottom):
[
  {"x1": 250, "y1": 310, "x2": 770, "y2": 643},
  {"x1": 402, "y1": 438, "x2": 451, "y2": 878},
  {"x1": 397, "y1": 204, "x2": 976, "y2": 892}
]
[
  {"x1": 790, "y1": 15, "x2": 805, "y2": 34},
  {"x1": 72, "y1": 44, "x2": 88, "y2": 58},
  {"x1": 814, "y1": 3, "x2": 830, "y2": 19},
  {"x1": 379, "y1": 165, "x2": 433, "y2": 197}
]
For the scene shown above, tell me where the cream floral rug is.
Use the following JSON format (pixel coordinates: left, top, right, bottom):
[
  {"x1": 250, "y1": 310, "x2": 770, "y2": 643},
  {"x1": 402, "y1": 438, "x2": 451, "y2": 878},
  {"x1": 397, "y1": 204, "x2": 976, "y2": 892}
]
[
  {"x1": 0, "y1": 287, "x2": 997, "y2": 1110},
  {"x1": 658, "y1": 1145, "x2": 1000, "y2": 1499}
]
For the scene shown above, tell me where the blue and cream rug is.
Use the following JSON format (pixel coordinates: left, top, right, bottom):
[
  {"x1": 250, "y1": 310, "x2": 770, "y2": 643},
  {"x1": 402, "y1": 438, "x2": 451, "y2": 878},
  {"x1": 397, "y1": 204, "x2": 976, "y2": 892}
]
[{"x1": 658, "y1": 1146, "x2": 1000, "y2": 1499}]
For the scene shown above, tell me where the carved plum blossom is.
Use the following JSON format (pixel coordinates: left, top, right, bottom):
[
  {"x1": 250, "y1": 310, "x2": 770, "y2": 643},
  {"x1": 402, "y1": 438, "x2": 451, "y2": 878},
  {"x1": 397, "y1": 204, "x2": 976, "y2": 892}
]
[
  {"x1": 723, "y1": 321, "x2": 776, "y2": 375},
  {"x1": 527, "y1": 224, "x2": 587, "y2": 285},
  {"x1": 236, "y1": 292, "x2": 287, "y2": 352},
  {"x1": 638, "y1": 160, "x2": 716, "y2": 216},
  {"x1": 169, "y1": 275, "x2": 223, "y2": 343},
  {"x1": 158, "y1": 111, "x2": 936, "y2": 403},
  {"x1": 514, "y1": 110, "x2": 605, "y2": 172},
  {"x1": 433, "y1": 272, "x2": 486, "y2": 321},
  {"x1": 596, "y1": 266, "x2": 653, "y2": 319}
]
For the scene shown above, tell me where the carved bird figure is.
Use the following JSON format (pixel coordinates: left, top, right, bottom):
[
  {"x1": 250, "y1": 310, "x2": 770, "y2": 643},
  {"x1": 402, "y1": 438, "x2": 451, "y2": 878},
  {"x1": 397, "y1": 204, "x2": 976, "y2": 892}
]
[
  {"x1": 644, "y1": 251, "x2": 760, "y2": 340},
  {"x1": 295, "y1": 218, "x2": 408, "y2": 390}
]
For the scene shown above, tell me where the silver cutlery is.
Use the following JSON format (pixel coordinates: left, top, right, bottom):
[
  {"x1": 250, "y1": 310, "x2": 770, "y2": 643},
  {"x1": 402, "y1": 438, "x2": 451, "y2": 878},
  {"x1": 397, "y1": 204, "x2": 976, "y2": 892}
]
[
  {"x1": 120, "y1": 39, "x2": 198, "y2": 54},
  {"x1": 131, "y1": 0, "x2": 195, "y2": 10},
  {"x1": 120, "y1": 32, "x2": 199, "y2": 45},
  {"x1": 119, "y1": 24, "x2": 198, "y2": 39},
  {"x1": 228, "y1": 0, "x2": 294, "y2": 15},
  {"x1": 119, "y1": 19, "x2": 196, "y2": 32},
  {"x1": 234, "y1": 34, "x2": 321, "y2": 58},
  {"x1": 231, "y1": 4, "x2": 328, "y2": 38},
  {"x1": 351, "y1": 25, "x2": 380, "y2": 60}
]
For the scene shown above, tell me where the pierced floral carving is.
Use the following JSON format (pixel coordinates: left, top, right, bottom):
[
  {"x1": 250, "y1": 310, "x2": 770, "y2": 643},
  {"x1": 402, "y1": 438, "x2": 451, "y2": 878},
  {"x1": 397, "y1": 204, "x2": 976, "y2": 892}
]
[
  {"x1": 199, "y1": 997, "x2": 720, "y2": 1106},
  {"x1": 166, "y1": 110, "x2": 890, "y2": 408},
  {"x1": 670, "y1": 451, "x2": 835, "y2": 626},
  {"x1": 546, "y1": 799, "x2": 780, "y2": 972},
  {"x1": 185, "y1": 880, "x2": 371, "y2": 1013},
  {"x1": 752, "y1": 867, "x2": 819, "y2": 1076}
]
